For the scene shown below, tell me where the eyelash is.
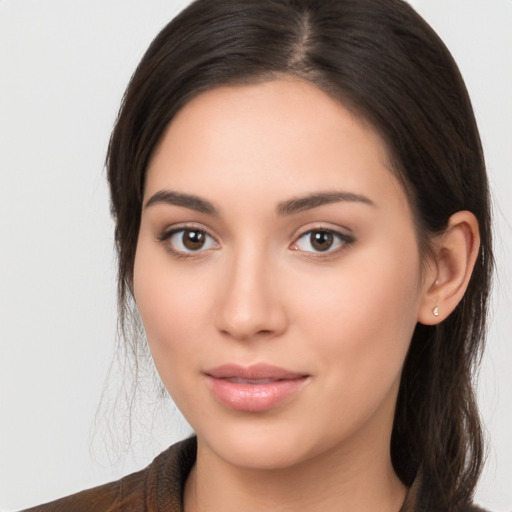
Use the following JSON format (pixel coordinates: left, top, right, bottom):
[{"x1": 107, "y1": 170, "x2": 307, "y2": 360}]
[
  {"x1": 291, "y1": 227, "x2": 355, "y2": 257},
  {"x1": 157, "y1": 225, "x2": 355, "y2": 259},
  {"x1": 157, "y1": 226, "x2": 219, "y2": 259}
]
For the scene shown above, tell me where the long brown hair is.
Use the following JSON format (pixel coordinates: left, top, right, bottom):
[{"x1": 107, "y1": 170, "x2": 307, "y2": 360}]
[{"x1": 106, "y1": 0, "x2": 493, "y2": 508}]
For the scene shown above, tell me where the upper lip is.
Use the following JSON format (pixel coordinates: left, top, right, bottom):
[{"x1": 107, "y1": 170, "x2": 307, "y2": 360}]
[{"x1": 205, "y1": 364, "x2": 307, "y2": 381}]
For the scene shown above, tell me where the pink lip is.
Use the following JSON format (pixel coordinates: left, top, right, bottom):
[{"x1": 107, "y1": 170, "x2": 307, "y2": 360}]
[{"x1": 204, "y1": 364, "x2": 309, "y2": 412}]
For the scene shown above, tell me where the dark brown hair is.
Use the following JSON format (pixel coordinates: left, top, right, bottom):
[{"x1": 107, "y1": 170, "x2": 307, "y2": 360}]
[{"x1": 106, "y1": 0, "x2": 493, "y2": 508}]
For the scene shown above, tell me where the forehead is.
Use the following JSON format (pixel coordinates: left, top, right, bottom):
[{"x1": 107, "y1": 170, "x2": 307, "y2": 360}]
[{"x1": 145, "y1": 79, "x2": 406, "y2": 213}]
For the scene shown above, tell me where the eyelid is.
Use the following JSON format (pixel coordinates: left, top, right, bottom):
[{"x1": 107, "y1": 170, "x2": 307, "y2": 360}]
[
  {"x1": 157, "y1": 223, "x2": 220, "y2": 257},
  {"x1": 290, "y1": 225, "x2": 355, "y2": 255},
  {"x1": 156, "y1": 222, "x2": 354, "y2": 258},
  {"x1": 157, "y1": 222, "x2": 214, "y2": 240}
]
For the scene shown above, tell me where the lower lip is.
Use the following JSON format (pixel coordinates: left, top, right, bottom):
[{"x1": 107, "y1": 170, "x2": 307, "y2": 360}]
[{"x1": 206, "y1": 376, "x2": 308, "y2": 412}]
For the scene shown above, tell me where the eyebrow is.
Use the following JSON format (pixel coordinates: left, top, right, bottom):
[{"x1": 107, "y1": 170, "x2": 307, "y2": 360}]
[
  {"x1": 144, "y1": 189, "x2": 374, "y2": 216},
  {"x1": 144, "y1": 190, "x2": 218, "y2": 215},
  {"x1": 276, "y1": 191, "x2": 375, "y2": 215}
]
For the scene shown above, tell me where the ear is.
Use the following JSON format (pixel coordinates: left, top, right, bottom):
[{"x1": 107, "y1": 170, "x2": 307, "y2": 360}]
[{"x1": 417, "y1": 211, "x2": 480, "y2": 325}]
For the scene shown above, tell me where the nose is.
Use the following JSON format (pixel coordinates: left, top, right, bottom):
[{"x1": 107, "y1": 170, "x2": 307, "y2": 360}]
[{"x1": 214, "y1": 249, "x2": 288, "y2": 341}]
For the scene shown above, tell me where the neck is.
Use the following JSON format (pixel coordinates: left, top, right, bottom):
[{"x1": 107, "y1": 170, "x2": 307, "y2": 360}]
[{"x1": 184, "y1": 422, "x2": 407, "y2": 512}]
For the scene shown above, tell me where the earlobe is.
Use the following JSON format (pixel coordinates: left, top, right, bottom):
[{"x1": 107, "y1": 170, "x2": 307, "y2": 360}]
[{"x1": 417, "y1": 211, "x2": 480, "y2": 325}]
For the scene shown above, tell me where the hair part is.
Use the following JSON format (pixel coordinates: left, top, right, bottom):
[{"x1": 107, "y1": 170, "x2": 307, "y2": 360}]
[{"x1": 106, "y1": 1, "x2": 493, "y2": 508}]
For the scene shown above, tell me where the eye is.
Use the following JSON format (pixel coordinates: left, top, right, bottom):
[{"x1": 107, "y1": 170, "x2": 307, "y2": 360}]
[
  {"x1": 291, "y1": 229, "x2": 353, "y2": 254},
  {"x1": 161, "y1": 228, "x2": 218, "y2": 254}
]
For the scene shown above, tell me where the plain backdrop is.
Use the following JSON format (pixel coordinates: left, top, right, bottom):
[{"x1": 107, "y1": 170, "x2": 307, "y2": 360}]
[{"x1": 0, "y1": 1, "x2": 511, "y2": 510}]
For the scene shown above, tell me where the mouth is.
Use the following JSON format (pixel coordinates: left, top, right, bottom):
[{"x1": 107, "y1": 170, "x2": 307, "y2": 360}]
[{"x1": 204, "y1": 364, "x2": 310, "y2": 412}]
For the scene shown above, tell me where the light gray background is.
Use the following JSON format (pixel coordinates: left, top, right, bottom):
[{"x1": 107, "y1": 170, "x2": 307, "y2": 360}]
[{"x1": 1, "y1": 1, "x2": 511, "y2": 510}]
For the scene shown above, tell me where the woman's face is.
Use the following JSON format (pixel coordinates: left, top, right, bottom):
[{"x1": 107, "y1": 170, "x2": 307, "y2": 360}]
[{"x1": 134, "y1": 79, "x2": 430, "y2": 470}]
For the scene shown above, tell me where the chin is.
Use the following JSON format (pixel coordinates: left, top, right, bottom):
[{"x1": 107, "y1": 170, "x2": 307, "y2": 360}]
[
  {"x1": 195, "y1": 417, "x2": 345, "y2": 472},
  {"x1": 215, "y1": 439, "x2": 311, "y2": 471}
]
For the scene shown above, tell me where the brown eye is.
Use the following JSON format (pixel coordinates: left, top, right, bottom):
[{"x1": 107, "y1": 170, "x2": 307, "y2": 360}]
[
  {"x1": 292, "y1": 229, "x2": 353, "y2": 254},
  {"x1": 164, "y1": 228, "x2": 218, "y2": 254},
  {"x1": 310, "y1": 231, "x2": 334, "y2": 252},
  {"x1": 182, "y1": 229, "x2": 206, "y2": 250}
]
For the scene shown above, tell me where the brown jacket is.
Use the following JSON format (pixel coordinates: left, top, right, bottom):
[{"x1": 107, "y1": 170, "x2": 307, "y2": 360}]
[{"x1": 22, "y1": 436, "x2": 488, "y2": 512}]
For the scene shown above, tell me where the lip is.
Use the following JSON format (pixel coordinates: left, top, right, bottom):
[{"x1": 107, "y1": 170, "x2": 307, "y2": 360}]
[{"x1": 204, "y1": 364, "x2": 309, "y2": 412}]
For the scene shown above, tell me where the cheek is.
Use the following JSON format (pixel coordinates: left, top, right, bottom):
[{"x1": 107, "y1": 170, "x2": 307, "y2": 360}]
[
  {"x1": 133, "y1": 237, "x2": 211, "y2": 387},
  {"x1": 293, "y1": 238, "x2": 422, "y2": 398}
]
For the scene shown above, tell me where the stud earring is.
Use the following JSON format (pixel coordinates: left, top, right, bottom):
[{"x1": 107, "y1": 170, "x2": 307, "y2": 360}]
[{"x1": 433, "y1": 305, "x2": 439, "y2": 317}]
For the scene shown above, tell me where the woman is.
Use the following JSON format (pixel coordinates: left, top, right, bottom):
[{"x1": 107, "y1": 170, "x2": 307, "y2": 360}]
[{"x1": 24, "y1": 0, "x2": 493, "y2": 510}]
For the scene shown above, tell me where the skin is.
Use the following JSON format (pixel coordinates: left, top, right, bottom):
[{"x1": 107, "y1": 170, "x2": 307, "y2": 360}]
[{"x1": 133, "y1": 79, "x2": 480, "y2": 512}]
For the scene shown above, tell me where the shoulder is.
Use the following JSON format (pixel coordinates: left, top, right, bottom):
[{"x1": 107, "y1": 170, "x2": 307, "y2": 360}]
[
  {"x1": 21, "y1": 477, "x2": 126, "y2": 512},
  {"x1": 20, "y1": 436, "x2": 197, "y2": 512}
]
